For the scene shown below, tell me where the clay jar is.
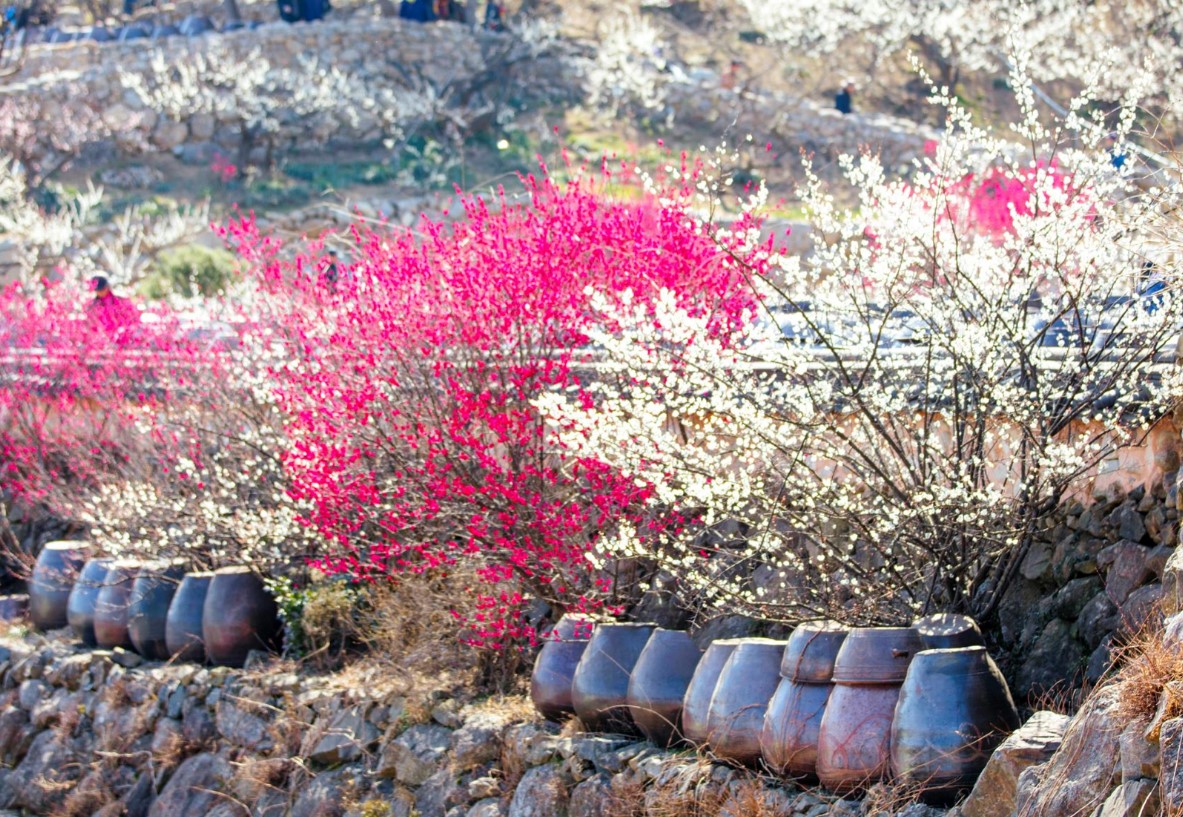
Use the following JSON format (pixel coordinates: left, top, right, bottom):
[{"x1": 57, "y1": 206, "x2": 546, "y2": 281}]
[
  {"x1": 29, "y1": 541, "x2": 88, "y2": 631},
  {"x1": 626, "y1": 629, "x2": 702, "y2": 747},
  {"x1": 816, "y1": 626, "x2": 924, "y2": 794},
  {"x1": 165, "y1": 571, "x2": 215, "y2": 663},
  {"x1": 682, "y1": 638, "x2": 743, "y2": 748},
  {"x1": 530, "y1": 614, "x2": 593, "y2": 722},
  {"x1": 913, "y1": 613, "x2": 984, "y2": 650},
  {"x1": 203, "y1": 566, "x2": 281, "y2": 667},
  {"x1": 891, "y1": 646, "x2": 1021, "y2": 802},
  {"x1": 571, "y1": 622, "x2": 655, "y2": 733},
  {"x1": 94, "y1": 560, "x2": 142, "y2": 650},
  {"x1": 706, "y1": 638, "x2": 786, "y2": 765},
  {"x1": 67, "y1": 557, "x2": 115, "y2": 646},
  {"x1": 128, "y1": 560, "x2": 186, "y2": 659},
  {"x1": 761, "y1": 620, "x2": 848, "y2": 779}
]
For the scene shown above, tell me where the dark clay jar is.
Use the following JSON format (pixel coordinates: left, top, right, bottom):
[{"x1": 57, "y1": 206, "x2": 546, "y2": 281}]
[
  {"x1": 128, "y1": 561, "x2": 186, "y2": 660},
  {"x1": 165, "y1": 571, "x2": 216, "y2": 663},
  {"x1": 681, "y1": 638, "x2": 743, "y2": 748},
  {"x1": 761, "y1": 621, "x2": 848, "y2": 779},
  {"x1": 67, "y1": 557, "x2": 115, "y2": 646},
  {"x1": 530, "y1": 614, "x2": 593, "y2": 722},
  {"x1": 29, "y1": 541, "x2": 88, "y2": 631},
  {"x1": 816, "y1": 627, "x2": 924, "y2": 794},
  {"x1": 912, "y1": 613, "x2": 985, "y2": 651},
  {"x1": 626, "y1": 629, "x2": 702, "y2": 747},
  {"x1": 202, "y1": 566, "x2": 281, "y2": 667},
  {"x1": 0, "y1": 594, "x2": 26, "y2": 621},
  {"x1": 705, "y1": 638, "x2": 786, "y2": 765},
  {"x1": 891, "y1": 646, "x2": 1021, "y2": 802},
  {"x1": 570, "y1": 622, "x2": 655, "y2": 733},
  {"x1": 94, "y1": 560, "x2": 141, "y2": 650}
]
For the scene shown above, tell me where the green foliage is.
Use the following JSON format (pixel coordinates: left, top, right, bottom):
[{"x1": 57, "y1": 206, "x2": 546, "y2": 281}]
[
  {"x1": 139, "y1": 245, "x2": 239, "y2": 299},
  {"x1": 265, "y1": 576, "x2": 367, "y2": 668},
  {"x1": 284, "y1": 159, "x2": 399, "y2": 190}
]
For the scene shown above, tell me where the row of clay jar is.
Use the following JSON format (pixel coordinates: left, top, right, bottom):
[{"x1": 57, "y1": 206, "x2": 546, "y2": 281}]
[
  {"x1": 27, "y1": 542, "x2": 281, "y2": 668},
  {"x1": 529, "y1": 615, "x2": 1021, "y2": 802}
]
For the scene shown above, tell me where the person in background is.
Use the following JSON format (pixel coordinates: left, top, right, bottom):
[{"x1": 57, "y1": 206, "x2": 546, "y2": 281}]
[
  {"x1": 483, "y1": 0, "x2": 503, "y2": 30},
  {"x1": 278, "y1": 0, "x2": 302, "y2": 21},
  {"x1": 87, "y1": 276, "x2": 139, "y2": 334},
  {"x1": 835, "y1": 80, "x2": 854, "y2": 115},
  {"x1": 319, "y1": 250, "x2": 340, "y2": 291}
]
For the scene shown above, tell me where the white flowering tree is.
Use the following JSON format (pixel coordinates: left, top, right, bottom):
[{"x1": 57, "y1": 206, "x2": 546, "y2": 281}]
[
  {"x1": 584, "y1": 6, "x2": 669, "y2": 121},
  {"x1": 538, "y1": 69, "x2": 1183, "y2": 625},
  {"x1": 122, "y1": 45, "x2": 364, "y2": 178}
]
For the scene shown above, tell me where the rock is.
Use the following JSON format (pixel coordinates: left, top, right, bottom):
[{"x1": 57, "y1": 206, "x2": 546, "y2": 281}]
[
  {"x1": 182, "y1": 703, "x2": 216, "y2": 746},
  {"x1": 691, "y1": 615, "x2": 759, "y2": 648},
  {"x1": 149, "y1": 753, "x2": 232, "y2": 817},
  {"x1": 1146, "y1": 680, "x2": 1183, "y2": 741},
  {"x1": 1019, "y1": 687, "x2": 1123, "y2": 817},
  {"x1": 468, "y1": 798, "x2": 504, "y2": 817},
  {"x1": 216, "y1": 694, "x2": 273, "y2": 751},
  {"x1": 1099, "y1": 541, "x2": 1154, "y2": 604},
  {"x1": 451, "y1": 713, "x2": 507, "y2": 771},
  {"x1": 1162, "y1": 720, "x2": 1183, "y2": 814},
  {"x1": 151, "y1": 717, "x2": 184, "y2": 758},
  {"x1": 1096, "y1": 779, "x2": 1160, "y2": 817},
  {"x1": 1053, "y1": 576, "x2": 1103, "y2": 620},
  {"x1": 507, "y1": 765, "x2": 570, "y2": 817},
  {"x1": 1119, "y1": 720, "x2": 1159, "y2": 781},
  {"x1": 1163, "y1": 546, "x2": 1183, "y2": 616},
  {"x1": 997, "y1": 579, "x2": 1044, "y2": 647},
  {"x1": 110, "y1": 647, "x2": 143, "y2": 668},
  {"x1": 502, "y1": 723, "x2": 560, "y2": 769},
  {"x1": 190, "y1": 113, "x2": 216, "y2": 141},
  {"x1": 309, "y1": 704, "x2": 380, "y2": 766},
  {"x1": 1016, "y1": 618, "x2": 1085, "y2": 699},
  {"x1": 1021, "y1": 538, "x2": 1054, "y2": 582},
  {"x1": 17, "y1": 679, "x2": 47, "y2": 710},
  {"x1": 124, "y1": 772, "x2": 156, "y2": 817},
  {"x1": 1086, "y1": 637, "x2": 1114, "y2": 684},
  {"x1": 1146, "y1": 505, "x2": 1170, "y2": 543},
  {"x1": 376, "y1": 723, "x2": 452, "y2": 784},
  {"x1": 961, "y1": 710, "x2": 1070, "y2": 817},
  {"x1": 291, "y1": 768, "x2": 352, "y2": 817},
  {"x1": 1079, "y1": 593, "x2": 1120, "y2": 650},
  {"x1": 2, "y1": 731, "x2": 84, "y2": 813},
  {"x1": 432, "y1": 701, "x2": 463, "y2": 728},
  {"x1": 567, "y1": 776, "x2": 610, "y2": 817},
  {"x1": 1107, "y1": 501, "x2": 1147, "y2": 543},
  {"x1": 1120, "y1": 583, "x2": 1164, "y2": 635},
  {"x1": 415, "y1": 768, "x2": 465, "y2": 817},
  {"x1": 467, "y1": 777, "x2": 500, "y2": 800}
]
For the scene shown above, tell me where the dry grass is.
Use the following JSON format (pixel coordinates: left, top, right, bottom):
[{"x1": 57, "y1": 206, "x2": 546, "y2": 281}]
[
  {"x1": 1111, "y1": 621, "x2": 1183, "y2": 725},
  {"x1": 48, "y1": 771, "x2": 116, "y2": 817},
  {"x1": 860, "y1": 779, "x2": 928, "y2": 817},
  {"x1": 603, "y1": 762, "x2": 729, "y2": 817}
]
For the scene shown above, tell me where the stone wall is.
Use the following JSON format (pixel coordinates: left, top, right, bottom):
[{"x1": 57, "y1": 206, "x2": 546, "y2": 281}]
[
  {"x1": 5, "y1": 18, "x2": 575, "y2": 162},
  {"x1": 0, "y1": 634, "x2": 949, "y2": 817},
  {"x1": 996, "y1": 473, "x2": 1182, "y2": 704}
]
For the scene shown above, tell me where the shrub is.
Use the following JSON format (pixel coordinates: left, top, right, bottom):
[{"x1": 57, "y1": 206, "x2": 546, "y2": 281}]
[{"x1": 140, "y1": 245, "x2": 239, "y2": 299}]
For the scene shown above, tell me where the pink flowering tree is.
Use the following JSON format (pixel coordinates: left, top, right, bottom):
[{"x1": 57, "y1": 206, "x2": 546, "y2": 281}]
[{"x1": 227, "y1": 156, "x2": 771, "y2": 647}]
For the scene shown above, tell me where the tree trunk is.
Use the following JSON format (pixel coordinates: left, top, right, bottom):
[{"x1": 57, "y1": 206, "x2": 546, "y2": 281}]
[{"x1": 224, "y1": 0, "x2": 242, "y2": 22}]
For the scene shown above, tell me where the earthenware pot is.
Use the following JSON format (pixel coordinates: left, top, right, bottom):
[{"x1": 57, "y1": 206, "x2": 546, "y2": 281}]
[
  {"x1": 93, "y1": 560, "x2": 141, "y2": 650},
  {"x1": 912, "y1": 613, "x2": 985, "y2": 650},
  {"x1": 202, "y1": 566, "x2": 281, "y2": 667},
  {"x1": 165, "y1": 571, "x2": 215, "y2": 663},
  {"x1": 29, "y1": 541, "x2": 88, "y2": 631},
  {"x1": 128, "y1": 560, "x2": 186, "y2": 659},
  {"x1": 570, "y1": 622, "x2": 655, "y2": 733},
  {"x1": 67, "y1": 557, "x2": 115, "y2": 645},
  {"x1": 761, "y1": 621, "x2": 848, "y2": 779},
  {"x1": 530, "y1": 614, "x2": 593, "y2": 721},
  {"x1": 816, "y1": 627, "x2": 923, "y2": 793},
  {"x1": 681, "y1": 638, "x2": 743, "y2": 747},
  {"x1": 891, "y1": 646, "x2": 1021, "y2": 802},
  {"x1": 706, "y1": 638, "x2": 786, "y2": 765},
  {"x1": 626, "y1": 628, "x2": 702, "y2": 746}
]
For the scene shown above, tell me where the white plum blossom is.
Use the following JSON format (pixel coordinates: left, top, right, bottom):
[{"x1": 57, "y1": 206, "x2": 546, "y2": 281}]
[{"x1": 539, "y1": 65, "x2": 1183, "y2": 624}]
